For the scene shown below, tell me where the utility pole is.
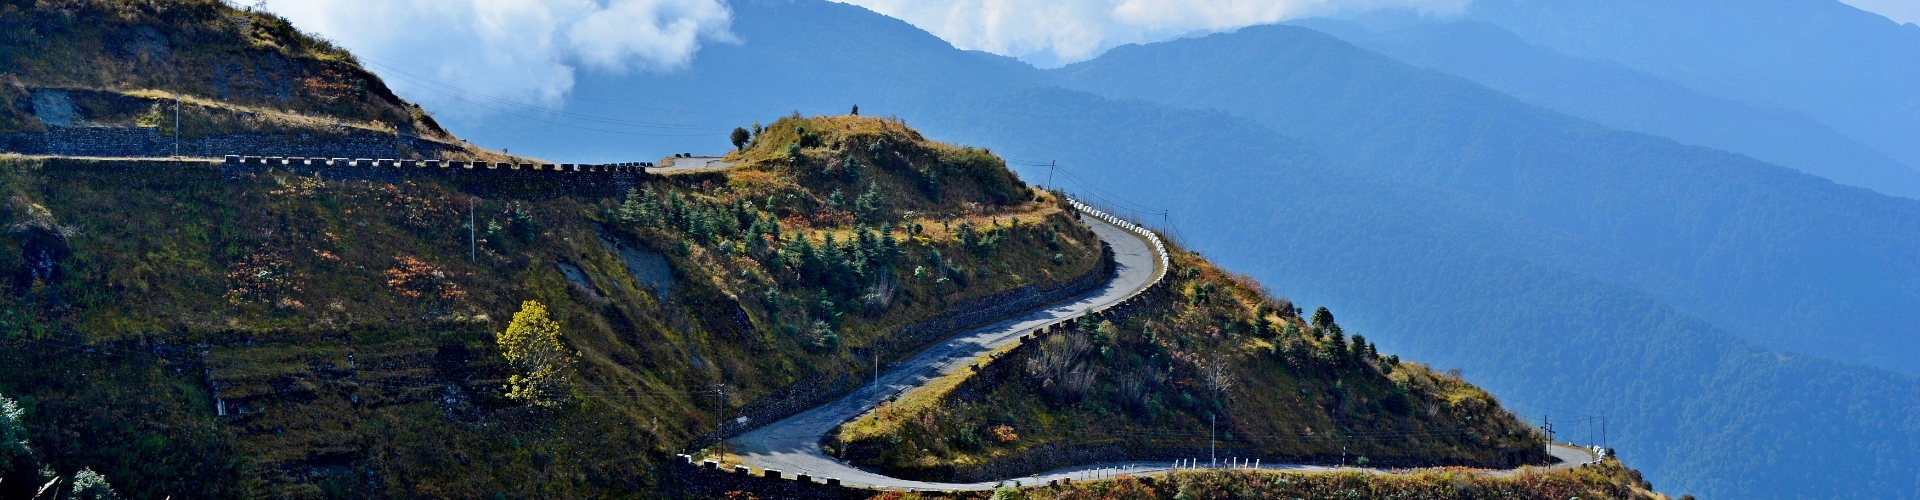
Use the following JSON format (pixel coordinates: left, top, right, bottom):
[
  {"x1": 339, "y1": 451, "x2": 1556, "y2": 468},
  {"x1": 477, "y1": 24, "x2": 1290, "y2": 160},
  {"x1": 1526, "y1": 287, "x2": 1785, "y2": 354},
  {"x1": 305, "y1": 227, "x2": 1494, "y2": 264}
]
[
  {"x1": 1543, "y1": 415, "x2": 1555, "y2": 465},
  {"x1": 1209, "y1": 413, "x2": 1216, "y2": 469},
  {"x1": 1048, "y1": 160, "x2": 1055, "y2": 189},
  {"x1": 173, "y1": 93, "x2": 180, "y2": 158},
  {"x1": 711, "y1": 383, "x2": 729, "y2": 453},
  {"x1": 468, "y1": 197, "x2": 476, "y2": 262}
]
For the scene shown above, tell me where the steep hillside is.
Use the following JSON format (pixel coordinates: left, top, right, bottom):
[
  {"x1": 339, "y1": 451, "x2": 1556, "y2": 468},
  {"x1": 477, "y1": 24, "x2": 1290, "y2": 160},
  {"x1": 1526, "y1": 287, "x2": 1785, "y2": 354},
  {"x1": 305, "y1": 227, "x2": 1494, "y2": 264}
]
[
  {"x1": 830, "y1": 245, "x2": 1545, "y2": 481},
  {"x1": 920, "y1": 87, "x2": 1920, "y2": 500},
  {"x1": 0, "y1": 0, "x2": 508, "y2": 161},
  {"x1": 383, "y1": 0, "x2": 1920, "y2": 497},
  {"x1": 0, "y1": 114, "x2": 1109, "y2": 498}
]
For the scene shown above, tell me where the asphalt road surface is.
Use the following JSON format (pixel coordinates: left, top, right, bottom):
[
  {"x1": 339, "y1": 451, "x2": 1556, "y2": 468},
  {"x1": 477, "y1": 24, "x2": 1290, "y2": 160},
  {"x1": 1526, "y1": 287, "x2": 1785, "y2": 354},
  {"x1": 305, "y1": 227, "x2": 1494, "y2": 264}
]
[
  {"x1": 726, "y1": 212, "x2": 1599, "y2": 491},
  {"x1": 727, "y1": 214, "x2": 1161, "y2": 490},
  {"x1": 648, "y1": 156, "x2": 733, "y2": 173}
]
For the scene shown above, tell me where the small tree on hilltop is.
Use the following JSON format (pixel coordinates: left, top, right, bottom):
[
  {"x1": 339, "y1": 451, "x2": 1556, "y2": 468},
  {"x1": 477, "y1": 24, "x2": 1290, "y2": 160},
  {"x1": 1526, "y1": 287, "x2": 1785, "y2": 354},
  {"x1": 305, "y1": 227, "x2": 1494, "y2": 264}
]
[
  {"x1": 1311, "y1": 306, "x2": 1335, "y2": 331},
  {"x1": 731, "y1": 127, "x2": 750, "y2": 150},
  {"x1": 498, "y1": 300, "x2": 577, "y2": 408}
]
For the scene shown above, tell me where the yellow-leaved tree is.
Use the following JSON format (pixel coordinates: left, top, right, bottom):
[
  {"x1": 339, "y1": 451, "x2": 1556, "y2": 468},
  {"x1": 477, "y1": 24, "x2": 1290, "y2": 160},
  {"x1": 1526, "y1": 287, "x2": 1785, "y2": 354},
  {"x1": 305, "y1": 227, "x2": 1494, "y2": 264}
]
[{"x1": 498, "y1": 300, "x2": 577, "y2": 407}]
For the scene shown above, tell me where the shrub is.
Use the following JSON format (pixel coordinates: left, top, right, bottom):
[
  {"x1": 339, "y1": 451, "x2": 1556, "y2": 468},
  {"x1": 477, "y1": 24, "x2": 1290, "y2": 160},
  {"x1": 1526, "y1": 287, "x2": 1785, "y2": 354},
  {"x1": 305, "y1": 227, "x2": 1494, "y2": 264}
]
[
  {"x1": 69, "y1": 468, "x2": 120, "y2": 500},
  {"x1": 0, "y1": 393, "x2": 26, "y2": 475},
  {"x1": 1025, "y1": 331, "x2": 1093, "y2": 404}
]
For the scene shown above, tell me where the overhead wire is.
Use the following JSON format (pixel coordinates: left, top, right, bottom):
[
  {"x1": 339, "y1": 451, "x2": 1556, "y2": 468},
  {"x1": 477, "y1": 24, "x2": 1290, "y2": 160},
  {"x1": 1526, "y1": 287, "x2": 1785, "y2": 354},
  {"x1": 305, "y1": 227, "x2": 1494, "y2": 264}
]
[
  {"x1": 352, "y1": 61, "x2": 726, "y2": 138},
  {"x1": 357, "y1": 54, "x2": 764, "y2": 121},
  {"x1": 360, "y1": 58, "x2": 726, "y2": 131}
]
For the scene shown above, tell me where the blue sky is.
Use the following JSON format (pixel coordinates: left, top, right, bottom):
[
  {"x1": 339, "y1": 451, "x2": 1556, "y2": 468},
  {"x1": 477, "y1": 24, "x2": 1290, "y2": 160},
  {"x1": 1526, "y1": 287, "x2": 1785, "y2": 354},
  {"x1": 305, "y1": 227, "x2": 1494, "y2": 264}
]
[{"x1": 271, "y1": 0, "x2": 1919, "y2": 122}]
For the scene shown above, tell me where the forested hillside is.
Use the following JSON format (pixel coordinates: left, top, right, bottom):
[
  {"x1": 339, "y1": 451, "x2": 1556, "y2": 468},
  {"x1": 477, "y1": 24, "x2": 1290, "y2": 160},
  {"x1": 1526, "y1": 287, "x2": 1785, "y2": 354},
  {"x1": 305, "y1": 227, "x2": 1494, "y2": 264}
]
[
  {"x1": 0, "y1": 105, "x2": 1120, "y2": 496},
  {"x1": 427, "y1": 1, "x2": 1920, "y2": 497}
]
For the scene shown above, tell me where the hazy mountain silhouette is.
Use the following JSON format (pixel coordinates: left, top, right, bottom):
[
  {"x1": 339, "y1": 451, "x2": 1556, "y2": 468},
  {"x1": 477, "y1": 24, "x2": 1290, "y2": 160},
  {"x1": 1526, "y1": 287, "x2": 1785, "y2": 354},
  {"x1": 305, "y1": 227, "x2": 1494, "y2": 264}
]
[
  {"x1": 1052, "y1": 25, "x2": 1920, "y2": 376},
  {"x1": 1286, "y1": 18, "x2": 1920, "y2": 200},
  {"x1": 438, "y1": 1, "x2": 1920, "y2": 497},
  {"x1": 1462, "y1": 0, "x2": 1920, "y2": 173}
]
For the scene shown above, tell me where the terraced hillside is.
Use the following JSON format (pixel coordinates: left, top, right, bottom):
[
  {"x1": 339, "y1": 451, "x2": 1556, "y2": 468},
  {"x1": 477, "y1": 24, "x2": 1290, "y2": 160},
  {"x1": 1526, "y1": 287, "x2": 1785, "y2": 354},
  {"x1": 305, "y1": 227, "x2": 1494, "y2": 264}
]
[{"x1": 0, "y1": 114, "x2": 1110, "y2": 497}]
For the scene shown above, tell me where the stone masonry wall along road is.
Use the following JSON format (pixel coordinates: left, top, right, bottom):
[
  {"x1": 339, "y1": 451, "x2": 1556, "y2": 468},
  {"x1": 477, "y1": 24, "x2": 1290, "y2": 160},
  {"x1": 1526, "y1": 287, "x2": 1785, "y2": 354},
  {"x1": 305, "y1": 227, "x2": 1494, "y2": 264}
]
[
  {"x1": 726, "y1": 211, "x2": 1163, "y2": 491},
  {"x1": 725, "y1": 205, "x2": 1600, "y2": 491}
]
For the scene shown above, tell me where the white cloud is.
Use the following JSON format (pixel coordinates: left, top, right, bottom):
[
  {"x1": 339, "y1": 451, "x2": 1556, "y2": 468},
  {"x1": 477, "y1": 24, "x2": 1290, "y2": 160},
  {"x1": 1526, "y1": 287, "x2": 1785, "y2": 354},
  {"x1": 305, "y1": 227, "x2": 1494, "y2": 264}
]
[
  {"x1": 837, "y1": 0, "x2": 1469, "y2": 66},
  {"x1": 266, "y1": 0, "x2": 733, "y2": 120}
]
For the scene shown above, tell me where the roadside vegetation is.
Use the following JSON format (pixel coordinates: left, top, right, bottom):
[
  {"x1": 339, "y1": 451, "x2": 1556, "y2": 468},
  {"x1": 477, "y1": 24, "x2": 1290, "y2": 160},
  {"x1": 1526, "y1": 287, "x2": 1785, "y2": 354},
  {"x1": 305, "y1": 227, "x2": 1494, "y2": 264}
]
[
  {"x1": 832, "y1": 246, "x2": 1546, "y2": 480},
  {"x1": 868, "y1": 458, "x2": 1672, "y2": 500},
  {"x1": 0, "y1": 112, "x2": 1102, "y2": 497}
]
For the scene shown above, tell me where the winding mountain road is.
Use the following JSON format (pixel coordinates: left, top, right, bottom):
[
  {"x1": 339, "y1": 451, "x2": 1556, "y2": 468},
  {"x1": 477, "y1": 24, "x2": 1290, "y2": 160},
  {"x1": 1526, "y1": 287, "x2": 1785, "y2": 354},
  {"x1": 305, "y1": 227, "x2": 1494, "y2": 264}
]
[
  {"x1": 727, "y1": 213, "x2": 1161, "y2": 490},
  {"x1": 648, "y1": 156, "x2": 733, "y2": 173},
  {"x1": 724, "y1": 210, "x2": 1599, "y2": 491}
]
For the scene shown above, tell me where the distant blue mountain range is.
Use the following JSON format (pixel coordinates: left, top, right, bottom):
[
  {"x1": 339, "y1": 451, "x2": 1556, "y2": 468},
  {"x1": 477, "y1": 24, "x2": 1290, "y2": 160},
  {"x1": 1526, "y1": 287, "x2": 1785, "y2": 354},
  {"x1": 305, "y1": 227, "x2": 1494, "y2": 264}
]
[
  {"x1": 1460, "y1": 0, "x2": 1920, "y2": 173},
  {"x1": 441, "y1": 1, "x2": 1920, "y2": 498},
  {"x1": 1290, "y1": 17, "x2": 1920, "y2": 200}
]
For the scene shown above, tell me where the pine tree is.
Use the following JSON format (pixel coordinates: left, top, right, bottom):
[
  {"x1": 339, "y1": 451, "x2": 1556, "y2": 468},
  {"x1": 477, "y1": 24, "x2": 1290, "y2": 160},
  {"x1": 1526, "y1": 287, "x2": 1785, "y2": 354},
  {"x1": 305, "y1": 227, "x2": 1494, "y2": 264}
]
[
  {"x1": 617, "y1": 188, "x2": 643, "y2": 224},
  {"x1": 854, "y1": 182, "x2": 883, "y2": 223},
  {"x1": 1312, "y1": 306, "x2": 1335, "y2": 331},
  {"x1": 880, "y1": 223, "x2": 901, "y2": 262},
  {"x1": 641, "y1": 188, "x2": 662, "y2": 224}
]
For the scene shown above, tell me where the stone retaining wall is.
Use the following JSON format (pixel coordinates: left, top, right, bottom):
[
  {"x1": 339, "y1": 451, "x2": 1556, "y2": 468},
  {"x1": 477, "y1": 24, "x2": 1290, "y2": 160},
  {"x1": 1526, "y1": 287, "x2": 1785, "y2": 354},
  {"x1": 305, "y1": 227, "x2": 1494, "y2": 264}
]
[
  {"x1": 671, "y1": 454, "x2": 872, "y2": 500},
  {"x1": 220, "y1": 156, "x2": 651, "y2": 198},
  {"x1": 886, "y1": 243, "x2": 1116, "y2": 360},
  {"x1": 685, "y1": 243, "x2": 1118, "y2": 451},
  {"x1": 1, "y1": 126, "x2": 459, "y2": 159}
]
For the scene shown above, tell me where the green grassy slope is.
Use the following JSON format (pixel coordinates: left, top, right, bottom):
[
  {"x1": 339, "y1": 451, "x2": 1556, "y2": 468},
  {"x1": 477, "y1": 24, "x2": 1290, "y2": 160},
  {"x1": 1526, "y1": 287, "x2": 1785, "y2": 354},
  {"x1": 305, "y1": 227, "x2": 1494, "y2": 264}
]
[
  {"x1": 0, "y1": 114, "x2": 1104, "y2": 498},
  {"x1": 0, "y1": 0, "x2": 428, "y2": 134},
  {"x1": 831, "y1": 245, "x2": 1546, "y2": 480},
  {"x1": 0, "y1": 0, "x2": 527, "y2": 162}
]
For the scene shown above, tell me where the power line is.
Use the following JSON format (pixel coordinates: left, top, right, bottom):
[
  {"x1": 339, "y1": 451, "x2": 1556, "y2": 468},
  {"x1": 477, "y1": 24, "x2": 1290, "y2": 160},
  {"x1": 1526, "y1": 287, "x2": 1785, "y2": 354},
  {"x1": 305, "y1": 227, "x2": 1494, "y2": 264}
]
[
  {"x1": 354, "y1": 62, "x2": 725, "y2": 138},
  {"x1": 361, "y1": 59, "x2": 726, "y2": 131},
  {"x1": 357, "y1": 53, "x2": 760, "y2": 121}
]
